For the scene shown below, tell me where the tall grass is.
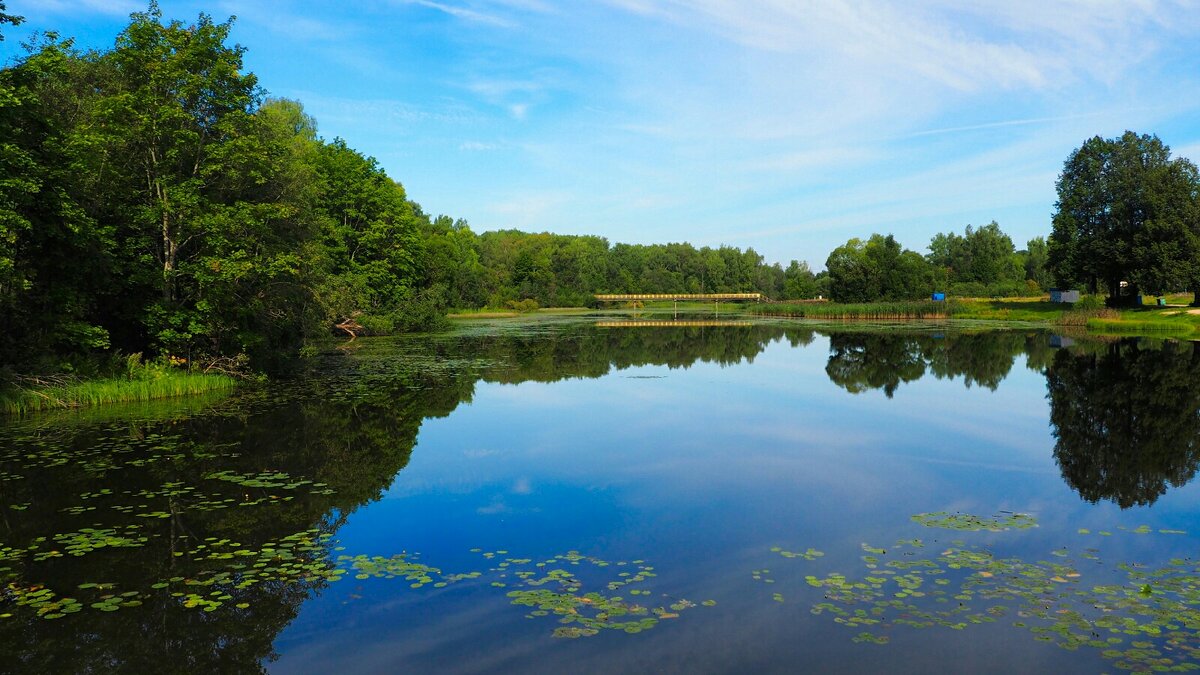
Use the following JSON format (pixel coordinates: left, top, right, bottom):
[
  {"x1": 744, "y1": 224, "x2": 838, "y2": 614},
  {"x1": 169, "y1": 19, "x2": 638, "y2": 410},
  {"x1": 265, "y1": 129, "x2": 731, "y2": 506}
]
[
  {"x1": 1, "y1": 356, "x2": 238, "y2": 416},
  {"x1": 1085, "y1": 318, "x2": 1197, "y2": 335},
  {"x1": 751, "y1": 300, "x2": 951, "y2": 320}
]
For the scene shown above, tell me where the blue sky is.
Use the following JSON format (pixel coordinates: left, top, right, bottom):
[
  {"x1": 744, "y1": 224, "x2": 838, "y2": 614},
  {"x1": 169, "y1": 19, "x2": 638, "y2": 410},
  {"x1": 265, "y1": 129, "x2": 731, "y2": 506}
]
[{"x1": 6, "y1": 1, "x2": 1200, "y2": 267}]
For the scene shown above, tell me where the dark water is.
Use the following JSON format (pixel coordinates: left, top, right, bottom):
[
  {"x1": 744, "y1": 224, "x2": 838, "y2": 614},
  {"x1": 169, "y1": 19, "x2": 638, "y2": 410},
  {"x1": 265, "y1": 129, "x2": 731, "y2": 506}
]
[{"x1": 3, "y1": 318, "x2": 1200, "y2": 673}]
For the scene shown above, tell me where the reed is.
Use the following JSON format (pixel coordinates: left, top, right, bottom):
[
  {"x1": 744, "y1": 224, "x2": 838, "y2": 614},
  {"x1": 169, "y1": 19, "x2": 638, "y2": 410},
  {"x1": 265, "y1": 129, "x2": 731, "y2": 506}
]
[
  {"x1": 752, "y1": 300, "x2": 952, "y2": 320},
  {"x1": 0, "y1": 370, "x2": 237, "y2": 416},
  {"x1": 1085, "y1": 318, "x2": 1197, "y2": 335}
]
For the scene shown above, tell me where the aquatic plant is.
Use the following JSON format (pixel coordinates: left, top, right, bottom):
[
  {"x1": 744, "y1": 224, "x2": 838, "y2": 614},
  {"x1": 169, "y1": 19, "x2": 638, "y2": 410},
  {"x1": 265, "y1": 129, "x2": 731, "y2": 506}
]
[{"x1": 765, "y1": 513, "x2": 1200, "y2": 672}]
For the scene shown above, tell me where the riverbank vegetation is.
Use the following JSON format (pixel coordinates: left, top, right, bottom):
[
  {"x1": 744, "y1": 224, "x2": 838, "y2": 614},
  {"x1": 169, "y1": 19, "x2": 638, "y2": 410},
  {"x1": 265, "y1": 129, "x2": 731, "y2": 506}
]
[
  {"x1": 0, "y1": 355, "x2": 236, "y2": 415},
  {"x1": 751, "y1": 300, "x2": 952, "y2": 320},
  {"x1": 752, "y1": 296, "x2": 1200, "y2": 336}
]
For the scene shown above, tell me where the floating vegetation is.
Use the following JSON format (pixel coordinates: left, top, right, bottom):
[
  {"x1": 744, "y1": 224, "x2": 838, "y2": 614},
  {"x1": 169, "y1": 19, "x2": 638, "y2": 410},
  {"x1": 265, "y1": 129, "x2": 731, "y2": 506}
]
[
  {"x1": 204, "y1": 470, "x2": 333, "y2": 494},
  {"x1": 911, "y1": 511, "x2": 1038, "y2": 532},
  {"x1": 51, "y1": 526, "x2": 149, "y2": 557},
  {"x1": 771, "y1": 546, "x2": 824, "y2": 560},
  {"x1": 0, "y1": 528, "x2": 715, "y2": 641},
  {"x1": 752, "y1": 569, "x2": 776, "y2": 584},
  {"x1": 462, "y1": 549, "x2": 709, "y2": 638},
  {"x1": 766, "y1": 513, "x2": 1200, "y2": 672}
]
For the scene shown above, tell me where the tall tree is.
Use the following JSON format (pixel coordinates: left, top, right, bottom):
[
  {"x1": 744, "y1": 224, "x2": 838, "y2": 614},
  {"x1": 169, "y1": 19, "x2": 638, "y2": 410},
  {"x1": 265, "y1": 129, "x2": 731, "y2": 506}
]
[
  {"x1": 101, "y1": 4, "x2": 260, "y2": 306},
  {"x1": 0, "y1": 34, "x2": 118, "y2": 364},
  {"x1": 826, "y1": 234, "x2": 933, "y2": 302},
  {"x1": 1022, "y1": 236, "x2": 1050, "y2": 290},
  {"x1": 1048, "y1": 131, "x2": 1200, "y2": 299},
  {"x1": 927, "y1": 221, "x2": 1021, "y2": 286}
]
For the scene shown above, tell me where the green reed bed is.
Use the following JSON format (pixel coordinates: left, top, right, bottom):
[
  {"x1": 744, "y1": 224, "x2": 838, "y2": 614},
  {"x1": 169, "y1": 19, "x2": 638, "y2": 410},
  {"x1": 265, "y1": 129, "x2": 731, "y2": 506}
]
[
  {"x1": 751, "y1": 300, "x2": 952, "y2": 320},
  {"x1": 1, "y1": 370, "x2": 237, "y2": 416},
  {"x1": 1086, "y1": 317, "x2": 1198, "y2": 335}
]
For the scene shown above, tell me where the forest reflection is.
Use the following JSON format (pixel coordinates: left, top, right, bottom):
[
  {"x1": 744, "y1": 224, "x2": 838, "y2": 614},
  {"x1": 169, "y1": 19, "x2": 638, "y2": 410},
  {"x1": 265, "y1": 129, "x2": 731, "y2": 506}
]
[{"x1": 3, "y1": 324, "x2": 1198, "y2": 670}]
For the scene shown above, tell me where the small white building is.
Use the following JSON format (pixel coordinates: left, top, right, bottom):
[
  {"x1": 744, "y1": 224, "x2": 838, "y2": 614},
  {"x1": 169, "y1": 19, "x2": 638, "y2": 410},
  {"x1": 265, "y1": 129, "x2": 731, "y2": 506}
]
[{"x1": 1049, "y1": 289, "x2": 1080, "y2": 303}]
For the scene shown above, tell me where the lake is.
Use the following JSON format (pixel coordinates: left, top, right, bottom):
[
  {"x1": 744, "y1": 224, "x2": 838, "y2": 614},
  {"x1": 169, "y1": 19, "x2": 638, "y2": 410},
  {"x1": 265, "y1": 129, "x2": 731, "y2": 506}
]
[{"x1": 3, "y1": 317, "x2": 1200, "y2": 673}]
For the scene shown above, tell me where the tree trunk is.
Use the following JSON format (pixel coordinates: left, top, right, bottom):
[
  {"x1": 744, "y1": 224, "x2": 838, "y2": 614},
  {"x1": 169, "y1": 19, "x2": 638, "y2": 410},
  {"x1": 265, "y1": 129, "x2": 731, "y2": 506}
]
[{"x1": 162, "y1": 210, "x2": 176, "y2": 302}]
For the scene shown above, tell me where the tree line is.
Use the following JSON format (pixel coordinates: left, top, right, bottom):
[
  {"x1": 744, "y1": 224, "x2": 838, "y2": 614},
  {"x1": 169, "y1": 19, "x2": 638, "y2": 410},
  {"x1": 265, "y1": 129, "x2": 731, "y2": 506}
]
[
  {"x1": 3, "y1": 4, "x2": 1199, "y2": 374},
  {"x1": 823, "y1": 131, "x2": 1200, "y2": 304}
]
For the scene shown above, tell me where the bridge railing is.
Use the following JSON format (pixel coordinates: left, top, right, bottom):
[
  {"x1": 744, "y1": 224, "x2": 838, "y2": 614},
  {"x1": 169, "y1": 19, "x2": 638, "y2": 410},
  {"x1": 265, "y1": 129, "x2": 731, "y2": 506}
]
[{"x1": 594, "y1": 293, "x2": 762, "y2": 302}]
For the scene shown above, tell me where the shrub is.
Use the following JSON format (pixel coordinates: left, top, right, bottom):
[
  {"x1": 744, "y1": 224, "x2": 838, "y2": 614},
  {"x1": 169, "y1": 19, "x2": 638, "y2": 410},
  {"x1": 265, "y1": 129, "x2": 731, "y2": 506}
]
[{"x1": 506, "y1": 298, "x2": 540, "y2": 313}]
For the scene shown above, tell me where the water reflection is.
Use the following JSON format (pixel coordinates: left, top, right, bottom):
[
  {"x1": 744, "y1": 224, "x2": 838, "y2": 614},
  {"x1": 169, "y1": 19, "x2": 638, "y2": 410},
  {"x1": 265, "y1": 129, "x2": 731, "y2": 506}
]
[
  {"x1": 1047, "y1": 338, "x2": 1200, "y2": 508},
  {"x1": 824, "y1": 331, "x2": 1035, "y2": 397},
  {"x1": 0, "y1": 324, "x2": 816, "y2": 671},
  {"x1": 3, "y1": 323, "x2": 1200, "y2": 671},
  {"x1": 817, "y1": 330, "x2": 1200, "y2": 508}
]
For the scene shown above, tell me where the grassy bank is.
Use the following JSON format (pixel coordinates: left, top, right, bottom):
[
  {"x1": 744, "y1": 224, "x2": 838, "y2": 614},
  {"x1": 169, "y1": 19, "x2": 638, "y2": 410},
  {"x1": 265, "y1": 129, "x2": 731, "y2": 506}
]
[
  {"x1": 750, "y1": 300, "x2": 951, "y2": 320},
  {"x1": 752, "y1": 296, "x2": 1200, "y2": 336},
  {"x1": 1085, "y1": 317, "x2": 1195, "y2": 335},
  {"x1": 1, "y1": 368, "x2": 237, "y2": 416}
]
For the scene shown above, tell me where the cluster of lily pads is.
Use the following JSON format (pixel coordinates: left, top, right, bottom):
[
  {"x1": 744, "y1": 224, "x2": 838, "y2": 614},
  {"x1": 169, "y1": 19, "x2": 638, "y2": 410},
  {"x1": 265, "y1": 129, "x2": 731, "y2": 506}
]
[
  {"x1": 1, "y1": 520, "x2": 717, "y2": 641},
  {"x1": 910, "y1": 511, "x2": 1038, "y2": 532},
  {"x1": 204, "y1": 470, "x2": 333, "y2": 494},
  {"x1": 765, "y1": 512, "x2": 1200, "y2": 672},
  {"x1": 465, "y1": 549, "x2": 713, "y2": 638}
]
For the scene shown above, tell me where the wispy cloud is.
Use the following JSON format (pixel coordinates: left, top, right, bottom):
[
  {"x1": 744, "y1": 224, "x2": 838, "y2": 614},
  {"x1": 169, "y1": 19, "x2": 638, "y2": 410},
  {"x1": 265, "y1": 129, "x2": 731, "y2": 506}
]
[
  {"x1": 486, "y1": 190, "x2": 573, "y2": 226},
  {"x1": 459, "y1": 140, "x2": 502, "y2": 151},
  {"x1": 898, "y1": 112, "x2": 1113, "y2": 140},
  {"x1": 399, "y1": 0, "x2": 515, "y2": 27},
  {"x1": 217, "y1": 1, "x2": 358, "y2": 42}
]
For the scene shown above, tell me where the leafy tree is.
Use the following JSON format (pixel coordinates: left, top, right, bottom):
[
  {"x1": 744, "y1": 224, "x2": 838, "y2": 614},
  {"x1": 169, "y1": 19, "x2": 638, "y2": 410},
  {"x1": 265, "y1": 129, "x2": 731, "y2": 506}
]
[
  {"x1": 0, "y1": 1, "x2": 22, "y2": 39},
  {"x1": 0, "y1": 34, "x2": 116, "y2": 365},
  {"x1": 1048, "y1": 131, "x2": 1200, "y2": 299},
  {"x1": 782, "y1": 260, "x2": 818, "y2": 299},
  {"x1": 927, "y1": 221, "x2": 1022, "y2": 291},
  {"x1": 314, "y1": 137, "x2": 422, "y2": 326},
  {"x1": 826, "y1": 234, "x2": 933, "y2": 302},
  {"x1": 75, "y1": 4, "x2": 331, "y2": 359},
  {"x1": 1021, "y1": 236, "x2": 1050, "y2": 290}
]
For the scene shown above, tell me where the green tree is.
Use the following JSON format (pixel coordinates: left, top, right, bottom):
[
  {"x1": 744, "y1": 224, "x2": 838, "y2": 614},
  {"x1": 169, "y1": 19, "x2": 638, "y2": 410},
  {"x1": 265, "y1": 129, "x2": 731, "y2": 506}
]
[
  {"x1": 826, "y1": 234, "x2": 933, "y2": 302},
  {"x1": 314, "y1": 137, "x2": 423, "y2": 327},
  {"x1": 1022, "y1": 236, "x2": 1050, "y2": 290},
  {"x1": 1048, "y1": 131, "x2": 1200, "y2": 299},
  {"x1": 927, "y1": 221, "x2": 1022, "y2": 288},
  {"x1": 782, "y1": 260, "x2": 818, "y2": 299},
  {"x1": 0, "y1": 1, "x2": 22, "y2": 39},
  {"x1": 0, "y1": 34, "x2": 117, "y2": 365}
]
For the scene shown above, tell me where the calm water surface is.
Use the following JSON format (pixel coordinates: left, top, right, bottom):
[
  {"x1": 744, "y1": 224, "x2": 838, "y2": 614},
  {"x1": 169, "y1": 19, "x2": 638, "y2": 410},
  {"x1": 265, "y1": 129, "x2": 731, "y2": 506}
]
[{"x1": 3, "y1": 318, "x2": 1200, "y2": 673}]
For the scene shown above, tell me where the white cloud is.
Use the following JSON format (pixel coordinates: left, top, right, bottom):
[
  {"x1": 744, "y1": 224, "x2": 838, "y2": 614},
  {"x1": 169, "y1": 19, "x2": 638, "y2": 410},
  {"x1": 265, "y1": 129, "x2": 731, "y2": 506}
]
[{"x1": 486, "y1": 190, "x2": 573, "y2": 226}]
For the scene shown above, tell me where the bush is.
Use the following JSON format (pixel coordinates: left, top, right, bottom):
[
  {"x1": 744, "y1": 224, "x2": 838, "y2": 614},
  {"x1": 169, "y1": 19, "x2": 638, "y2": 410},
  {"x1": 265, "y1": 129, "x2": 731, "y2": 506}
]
[{"x1": 505, "y1": 298, "x2": 540, "y2": 313}]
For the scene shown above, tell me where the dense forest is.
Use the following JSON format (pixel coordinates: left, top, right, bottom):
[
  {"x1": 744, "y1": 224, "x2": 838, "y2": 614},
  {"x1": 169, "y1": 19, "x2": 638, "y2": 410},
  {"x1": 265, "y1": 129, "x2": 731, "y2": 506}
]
[
  {"x1": 3, "y1": 4, "x2": 1198, "y2": 378},
  {"x1": 0, "y1": 5, "x2": 812, "y2": 373}
]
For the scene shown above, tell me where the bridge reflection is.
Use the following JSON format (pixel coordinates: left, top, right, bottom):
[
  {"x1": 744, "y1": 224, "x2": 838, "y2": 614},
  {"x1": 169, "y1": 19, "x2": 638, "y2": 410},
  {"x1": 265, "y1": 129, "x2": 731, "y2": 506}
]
[{"x1": 596, "y1": 320, "x2": 754, "y2": 328}]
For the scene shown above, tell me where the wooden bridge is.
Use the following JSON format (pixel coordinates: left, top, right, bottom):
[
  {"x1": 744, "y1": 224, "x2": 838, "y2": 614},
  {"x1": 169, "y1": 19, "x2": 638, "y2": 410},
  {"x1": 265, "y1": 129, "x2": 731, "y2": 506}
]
[{"x1": 594, "y1": 293, "x2": 762, "y2": 302}]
